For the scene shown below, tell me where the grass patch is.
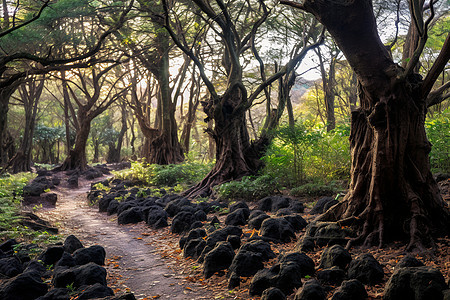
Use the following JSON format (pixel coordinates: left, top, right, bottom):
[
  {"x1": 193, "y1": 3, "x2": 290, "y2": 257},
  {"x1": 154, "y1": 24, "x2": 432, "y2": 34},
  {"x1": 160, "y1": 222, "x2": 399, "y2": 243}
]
[
  {"x1": 216, "y1": 175, "x2": 278, "y2": 201},
  {"x1": 112, "y1": 161, "x2": 213, "y2": 191},
  {"x1": 290, "y1": 181, "x2": 343, "y2": 197},
  {"x1": 0, "y1": 173, "x2": 64, "y2": 245},
  {"x1": 0, "y1": 172, "x2": 42, "y2": 240}
]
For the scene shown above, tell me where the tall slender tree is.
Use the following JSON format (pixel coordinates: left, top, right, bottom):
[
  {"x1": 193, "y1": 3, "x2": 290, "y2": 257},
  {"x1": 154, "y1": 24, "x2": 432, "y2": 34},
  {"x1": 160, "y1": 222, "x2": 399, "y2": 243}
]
[{"x1": 8, "y1": 75, "x2": 45, "y2": 172}]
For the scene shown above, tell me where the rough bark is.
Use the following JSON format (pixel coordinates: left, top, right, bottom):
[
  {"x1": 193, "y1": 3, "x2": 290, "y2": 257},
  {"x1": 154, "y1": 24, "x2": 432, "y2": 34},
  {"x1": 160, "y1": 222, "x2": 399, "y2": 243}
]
[
  {"x1": 107, "y1": 104, "x2": 127, "y2": 163},
  {"x1": 61, "y1": 113, "x2": 91, "y2": 171},
  {"x1": 317, "y1": 47, "x2": 337, "y2": 131},
  {"x1": 284, "y1": 0, "x2": 450, "y2": 251},
  {"x1": 0, "y1": 83, "x2": 18, "y2": 166},
  {"x1": 10, "y1": 77, "x2": 44, "y2": 173},
  {"x1": 184, "y1": 87, "x2": 263, "y2": 198}
]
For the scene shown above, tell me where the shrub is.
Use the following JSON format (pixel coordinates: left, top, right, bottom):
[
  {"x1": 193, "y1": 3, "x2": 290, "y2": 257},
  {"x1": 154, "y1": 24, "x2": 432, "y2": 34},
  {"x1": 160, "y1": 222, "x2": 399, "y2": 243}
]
[
  {"x1": 113, "y1": 161, "x2": 213, "y2": 189},
  {"x1": 263, "y1": 122, "x2": 351, "y2": 187},
  {"x1": 152, "y1": 162, "x2": 212, "y2": 186},
  {"x1": 0, "y1": 172, "x2": 36, "y2": 239},
  {"x1": 216, "y1": 175, "x2": 278, "y2": 201},
  {"x1": 426, "y1": 109, "x2": 450, "y2": 173},
  {"x1": 263, "y1": 121, "x2": 321, "y2": 187},
  {"x1": 307, "y1": 124, "x2": 351, "y2": 181},
  {"x1": 290, "y1": 181, "x2": 342, "y2": 197}
]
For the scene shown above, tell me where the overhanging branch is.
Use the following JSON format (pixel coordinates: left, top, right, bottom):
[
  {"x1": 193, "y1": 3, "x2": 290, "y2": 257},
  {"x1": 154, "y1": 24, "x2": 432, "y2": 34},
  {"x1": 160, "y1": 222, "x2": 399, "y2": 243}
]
[
  {"x1": 246, "y1": 29, "x2": 324, "y2": 107},
  {"x1": 1, "y1": 0, "x2": 134, "y2": 67},
  {"x1": 422, "y1": 33, "x2": 450, "y2": 98},
  {"x1": 0, "y1": 0, "x2": 50, "y2": 38}
]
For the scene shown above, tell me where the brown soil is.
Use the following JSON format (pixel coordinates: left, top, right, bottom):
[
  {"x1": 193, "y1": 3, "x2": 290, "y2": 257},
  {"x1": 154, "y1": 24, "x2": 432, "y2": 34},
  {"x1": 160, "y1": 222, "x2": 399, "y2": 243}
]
[
  {"x1": 35, "y1": 175, "x2": 214, "y2": 300},
  {"x1": 35, "y1": 174, "x2": 450, "y2": 300}
]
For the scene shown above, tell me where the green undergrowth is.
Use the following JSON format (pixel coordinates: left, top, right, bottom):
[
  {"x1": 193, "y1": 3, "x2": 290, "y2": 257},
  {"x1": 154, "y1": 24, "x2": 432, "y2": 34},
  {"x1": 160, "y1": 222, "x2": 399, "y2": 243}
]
[
  {"x1": 426, "y1": 109, "x2": 450, "y2": 173},
  {"x1": 112, "y1": 161, "x2": 213, "y2": 191},
  {"x1": 0, "y1": 173, "x2": 35, "y2": 234},
  {"x1": 215, "y1": 175, "x2": 279, "y2": 201},
  {"x1": 0, "y1": 173, "x2": 64, "y2": 245},
  {"x1": 290, "y1": 181, "x2": 343, "y2": 197}
]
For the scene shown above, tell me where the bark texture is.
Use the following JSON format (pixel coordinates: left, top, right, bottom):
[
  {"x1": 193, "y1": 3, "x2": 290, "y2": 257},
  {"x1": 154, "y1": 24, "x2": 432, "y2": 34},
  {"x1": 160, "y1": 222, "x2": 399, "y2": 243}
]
[
  {"x1": 61, "y1": 117, "x2": 91, "y2": 171},
  {"x1": 185, "y1": 87, "x2": 264, "y2": 198},
  {"x1": 0, "y1": 83, "x2": 19, "y2": 166},
  {"x1": 296, "y1": 0, "x2": 450, "y2": 250},
  {"x1": 10, "y1": 77, "x2": 44, "y2": 173}
]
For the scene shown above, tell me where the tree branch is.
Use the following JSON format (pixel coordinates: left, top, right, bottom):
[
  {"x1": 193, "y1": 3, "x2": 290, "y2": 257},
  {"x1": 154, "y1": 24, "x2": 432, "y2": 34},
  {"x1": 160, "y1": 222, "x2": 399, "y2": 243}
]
[
  {"x1": 426, "y1": 81, "x2": 450, "y2": 107},
  {"x1": 279, "y1": 0, "x2": 305, "y2": 10},
  {"x1": 404, "y1": 0, "x2": 434, "y2": 76},
  {"x1": 247, "y1": 29, "x2": 324, "y2": 106},
  {"x1": 422, "y1": 32, "x2": 450, "y2": 98},
  {"x1": 0, "y1": 0, "x2": 134, "y2": 66},
  {"x1": 162, "y1": 0, "x2": 218, "y2": 99},
  {"x1": 0, "y1": 0, "x2": 50, "y2": 38}
]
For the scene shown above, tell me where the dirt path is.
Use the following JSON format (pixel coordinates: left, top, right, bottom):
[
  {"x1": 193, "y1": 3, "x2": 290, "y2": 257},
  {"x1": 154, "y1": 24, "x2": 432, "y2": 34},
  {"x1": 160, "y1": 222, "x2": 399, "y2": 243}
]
[{"x1": 37, "y1": 177, "x2": 213, "y2": 300}]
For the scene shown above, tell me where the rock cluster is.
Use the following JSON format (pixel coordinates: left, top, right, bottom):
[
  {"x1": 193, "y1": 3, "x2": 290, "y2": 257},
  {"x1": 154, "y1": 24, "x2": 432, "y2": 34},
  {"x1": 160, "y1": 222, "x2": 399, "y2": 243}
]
[{"x1": 0, "y1": 235, "x2": 132, "y2": 300}]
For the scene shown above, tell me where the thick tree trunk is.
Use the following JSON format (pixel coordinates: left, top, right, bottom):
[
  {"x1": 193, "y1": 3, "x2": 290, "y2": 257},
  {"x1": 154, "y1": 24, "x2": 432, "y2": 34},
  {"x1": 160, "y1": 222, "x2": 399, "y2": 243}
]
[
  {"x1": 0, "y1": 85, "x2": 17, "y2": 166},
  {"x1": 147, "y1": 52, "x2": 184, "y2": 165},
  {"x1": 60, "y1": 116, "x2": 90, "y2": 171},
  {"x1": 10, "y1": 78, "x2": 44, "y2": 173},
  {"x1": 321, "y1": 78, "x2": 449, "y2": 249},
  {"x1": 207, "y1": 120, "x2": 215, "y2": 161},
  {"x1": 294, "y1": 0, "x2": 450, "y2": 250},
  {"x1": 185, "y1": 89, "x2": 263, "y2": 197},
  {"x1": 107, "y1": 105, "x2": 127, "y2": 163}
]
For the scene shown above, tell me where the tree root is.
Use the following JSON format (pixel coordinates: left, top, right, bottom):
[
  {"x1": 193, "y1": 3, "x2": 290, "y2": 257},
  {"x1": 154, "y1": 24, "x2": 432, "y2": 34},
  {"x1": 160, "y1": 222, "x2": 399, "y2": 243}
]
[{"x1": 322, "y1": 193, "x2": 444, "y2": 255}]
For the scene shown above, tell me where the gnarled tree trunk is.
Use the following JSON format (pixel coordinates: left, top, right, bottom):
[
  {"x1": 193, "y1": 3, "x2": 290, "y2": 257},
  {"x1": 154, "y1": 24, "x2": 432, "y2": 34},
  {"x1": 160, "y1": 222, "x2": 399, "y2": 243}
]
[
  {"x1": 284, "y1": 0, "x2": 450, "y2": 250},
  {"x1": 60, "y1": 112, "x2": 90, "y2": 171},
  {"x1": 185, "y1": 88, "x2": 263, "y2": 198},
  {"x1": 146, "y1": 55, "x2": 184, "y2": 164},
  {"x1": 0, "y1": 84, "x2": 18, "y2": 166}
]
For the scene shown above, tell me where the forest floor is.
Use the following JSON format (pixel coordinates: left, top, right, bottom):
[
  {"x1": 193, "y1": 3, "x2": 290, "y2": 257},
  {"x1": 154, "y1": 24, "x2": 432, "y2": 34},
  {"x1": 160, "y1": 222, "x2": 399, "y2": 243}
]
[
  {"x1": 35, "y1": 175, "x2": 214, "y2": 300},
  {"x1": 35, "y1": 173, "x2": 450, "y2": 300}
]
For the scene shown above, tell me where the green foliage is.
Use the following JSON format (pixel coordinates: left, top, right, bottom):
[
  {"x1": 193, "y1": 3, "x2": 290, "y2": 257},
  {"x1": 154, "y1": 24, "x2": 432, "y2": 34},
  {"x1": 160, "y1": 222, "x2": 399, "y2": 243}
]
[
  {"x1": 264, "y1": 120, "x2": 321, "y2": 185},
  {"x1": 0, "y1": 173, "x2": 36, "y2": 239},
  {"x1": 263, "y1": 121, "x2": 351, "y2": 187},
  {"x1": 113, "y1": 161, "x2": 213, "y2": 189},
  {"x1": 2, "y1": 0, "x2": 96, "y2": 53},
  {"x1": 33, "y1": 124, "x2": 65, "y2": 145},
  {"x1": 425, "y1": 16, "x2": 450, "y2": 51},
  {"x1": 92, "y1": 183, "x2": 110, "y2": 192},
  {"x1": 426, "y1": 109, "x2": 450, "y2": 173},
  {"x1": 151, "y1": 162, "x2": 211, "y2": 186},
  {"x1": 216, "y1": 175, "x2": 278, "y2": 201},
  {"x1": 290, "y1": 181, "x2": 342, "y2": 197}
]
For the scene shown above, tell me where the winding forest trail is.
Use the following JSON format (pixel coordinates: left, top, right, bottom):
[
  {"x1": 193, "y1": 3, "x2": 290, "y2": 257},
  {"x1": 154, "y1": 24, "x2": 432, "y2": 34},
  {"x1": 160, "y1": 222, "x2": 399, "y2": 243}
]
[{"x1": 36, "y1": 176, "x2": 213, "y2": 300}]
